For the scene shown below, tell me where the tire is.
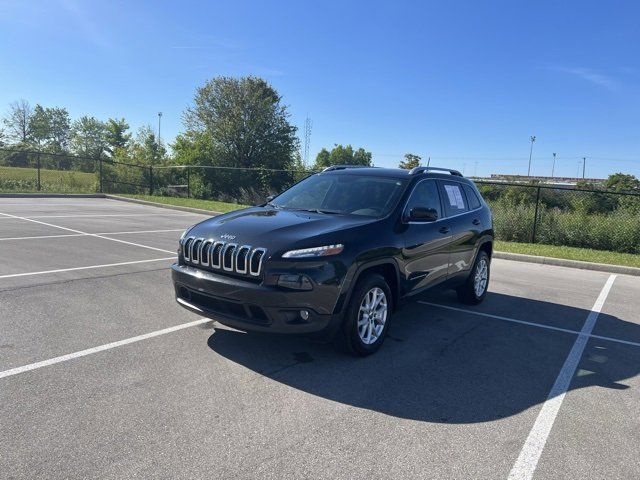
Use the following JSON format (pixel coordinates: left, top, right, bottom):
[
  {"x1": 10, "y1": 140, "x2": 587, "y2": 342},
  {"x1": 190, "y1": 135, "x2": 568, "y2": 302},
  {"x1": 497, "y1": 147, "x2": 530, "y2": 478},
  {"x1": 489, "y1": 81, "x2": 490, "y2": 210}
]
[
  {"x1": 337, "y1": 273, "x2": 392, "y2": 356},
  {"x1": 456, "y1": 251, "x2": 490, "y2": 305}
]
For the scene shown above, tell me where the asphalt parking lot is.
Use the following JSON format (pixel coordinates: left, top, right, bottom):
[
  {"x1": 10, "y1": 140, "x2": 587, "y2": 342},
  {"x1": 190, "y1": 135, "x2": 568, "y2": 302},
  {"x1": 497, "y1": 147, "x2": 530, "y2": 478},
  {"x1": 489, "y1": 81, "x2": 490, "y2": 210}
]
[{"x1": 1, "y1": 198, "x2": 638, "y2": 480}]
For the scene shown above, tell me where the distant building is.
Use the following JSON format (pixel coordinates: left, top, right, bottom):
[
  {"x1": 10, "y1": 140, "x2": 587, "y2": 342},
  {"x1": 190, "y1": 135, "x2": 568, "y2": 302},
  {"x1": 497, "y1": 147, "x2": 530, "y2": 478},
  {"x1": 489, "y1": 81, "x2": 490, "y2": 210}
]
[{"x1": 487, "y1": 174, "x2": 605, "y2": 186}]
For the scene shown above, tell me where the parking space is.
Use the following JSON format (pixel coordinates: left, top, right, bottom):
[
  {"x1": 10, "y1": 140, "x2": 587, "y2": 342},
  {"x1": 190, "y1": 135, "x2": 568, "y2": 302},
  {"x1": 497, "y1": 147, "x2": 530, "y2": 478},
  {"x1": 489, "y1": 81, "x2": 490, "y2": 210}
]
[{"x1": 0, "y1": 198, "x2": 638, "y2": 479}]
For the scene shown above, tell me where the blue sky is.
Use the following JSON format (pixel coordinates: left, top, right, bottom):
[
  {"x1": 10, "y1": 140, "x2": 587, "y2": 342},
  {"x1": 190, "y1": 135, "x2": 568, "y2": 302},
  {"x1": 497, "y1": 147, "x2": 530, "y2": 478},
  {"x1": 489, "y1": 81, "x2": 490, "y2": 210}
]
[{"x1": 1, "y1": 0, "x2": 639, "y2": 178}]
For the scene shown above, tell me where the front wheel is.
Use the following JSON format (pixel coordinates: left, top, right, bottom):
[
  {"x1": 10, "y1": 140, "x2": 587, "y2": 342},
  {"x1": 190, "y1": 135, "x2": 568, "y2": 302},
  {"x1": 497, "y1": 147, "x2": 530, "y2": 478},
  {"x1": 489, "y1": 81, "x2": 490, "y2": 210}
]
[
  {"x1": 338, "y1": 273, "x2": 392, "y2": 356},
  {"x1": 457, "y1": 251, "x2": 490, "y2": 305}
]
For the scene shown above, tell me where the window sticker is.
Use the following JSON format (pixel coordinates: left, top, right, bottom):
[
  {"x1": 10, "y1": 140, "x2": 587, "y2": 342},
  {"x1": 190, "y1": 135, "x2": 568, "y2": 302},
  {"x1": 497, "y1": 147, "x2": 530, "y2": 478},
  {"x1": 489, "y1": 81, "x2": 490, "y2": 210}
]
[{"x1": 444, "y1": 184, "x2": 465, "y2": 209}]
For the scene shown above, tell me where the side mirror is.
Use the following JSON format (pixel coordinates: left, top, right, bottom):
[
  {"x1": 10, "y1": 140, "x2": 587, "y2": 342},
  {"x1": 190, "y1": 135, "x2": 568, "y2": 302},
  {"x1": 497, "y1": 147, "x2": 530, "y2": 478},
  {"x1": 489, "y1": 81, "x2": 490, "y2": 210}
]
[{"x1": 408, "y1": 207, "x2": 438, "y2": 222}]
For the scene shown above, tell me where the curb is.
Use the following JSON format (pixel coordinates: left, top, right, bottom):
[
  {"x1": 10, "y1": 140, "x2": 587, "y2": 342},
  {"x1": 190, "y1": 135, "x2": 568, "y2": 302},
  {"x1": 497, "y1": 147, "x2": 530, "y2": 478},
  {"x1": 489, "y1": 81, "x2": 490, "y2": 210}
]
[
  {"x1": 0, "y1": 193, "x2": 107, "y2": 198},
  {"x1": 494, "y1": 251, "x2": 640, "y2": 277},
  {"x1": 105, "y1": 195, "x2": 222, "y2": 216}
]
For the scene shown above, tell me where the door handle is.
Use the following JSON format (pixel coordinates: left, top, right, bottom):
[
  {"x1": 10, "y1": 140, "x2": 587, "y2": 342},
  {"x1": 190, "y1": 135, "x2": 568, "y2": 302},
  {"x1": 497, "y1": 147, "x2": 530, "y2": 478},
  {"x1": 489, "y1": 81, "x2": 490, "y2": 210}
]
[
  {"x1": 472, "y1": 218, "x2": 481, "y2": 226},
  {"x1": 439, "y1": 226, "x2": 451, "y2": 234}
]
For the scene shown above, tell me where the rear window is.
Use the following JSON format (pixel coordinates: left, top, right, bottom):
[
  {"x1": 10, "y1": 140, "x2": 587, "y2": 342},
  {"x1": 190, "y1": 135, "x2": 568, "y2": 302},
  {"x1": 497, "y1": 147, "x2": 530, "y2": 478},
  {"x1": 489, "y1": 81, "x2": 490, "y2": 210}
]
[{"x1": 463, "y1": 184, "x2": 481, "y2": 210}]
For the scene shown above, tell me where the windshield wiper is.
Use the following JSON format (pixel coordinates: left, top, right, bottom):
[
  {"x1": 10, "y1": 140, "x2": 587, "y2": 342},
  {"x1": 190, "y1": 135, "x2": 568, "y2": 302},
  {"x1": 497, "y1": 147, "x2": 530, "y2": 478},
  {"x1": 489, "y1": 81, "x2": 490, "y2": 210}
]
[{"x1": 297, "y1": 208, "x2": 342, "y2": 214}]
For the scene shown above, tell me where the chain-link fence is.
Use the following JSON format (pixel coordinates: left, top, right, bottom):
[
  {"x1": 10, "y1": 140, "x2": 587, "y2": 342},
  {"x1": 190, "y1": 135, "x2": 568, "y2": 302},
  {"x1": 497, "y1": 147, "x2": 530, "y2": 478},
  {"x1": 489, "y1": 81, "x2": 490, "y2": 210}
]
[
  {"x1": 476, "y1": 181, "x2": 640, "y2": 254},
  {"x1": 0, "y1": 148, "x2": 151, "y2": 195},
  {"x1": 150, "y1": 165, "x2": 311, "y2": 204},
  {"x1": 2, "y1": 148, "x2": 639, "y2": 253}
]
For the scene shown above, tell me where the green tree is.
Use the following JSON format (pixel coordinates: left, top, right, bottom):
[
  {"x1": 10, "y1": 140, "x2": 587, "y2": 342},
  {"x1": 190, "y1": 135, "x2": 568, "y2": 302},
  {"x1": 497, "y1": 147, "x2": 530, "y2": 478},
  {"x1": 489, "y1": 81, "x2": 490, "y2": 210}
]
[
  {"x1": 105, "y1": 118, "x2": 132, "y2": 154},
  {"x1": 399, "y1": 153, "x2": 421, "y2": 169},
  {"x1": 30, "y1": 105, "x2": 70, "y2": 152},
  {"x1": 314, "y1": 148, "x2": 331, "y2": 169},
  {"x1": 313, "y1": 144, "x2": 372, "y2": 169},
  {"x1": 3, "y1": 99, "x2": 33, "y2": 144},
  {"x1": 182, "y1": 76, "x2": 298, "y2": 170},
  {"x1": 70, "y1": 116, "x2": 108, "y2": 160},
  {"x1": 132, "y1": 125, "x2": 165, "y2": 165},
  {"x1": 604, "y1": 173, "x2": 640, "y2": 192},
  {"x1": 175, "y1": 76, "x2": 298, "y2": 202}
]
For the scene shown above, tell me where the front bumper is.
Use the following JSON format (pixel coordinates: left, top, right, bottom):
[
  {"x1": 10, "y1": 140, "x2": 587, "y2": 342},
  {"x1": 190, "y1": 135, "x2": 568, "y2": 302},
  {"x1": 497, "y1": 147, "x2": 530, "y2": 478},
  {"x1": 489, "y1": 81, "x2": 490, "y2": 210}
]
[{"x1": 171, "y1": 263, "x2": 343, "y2": 335}]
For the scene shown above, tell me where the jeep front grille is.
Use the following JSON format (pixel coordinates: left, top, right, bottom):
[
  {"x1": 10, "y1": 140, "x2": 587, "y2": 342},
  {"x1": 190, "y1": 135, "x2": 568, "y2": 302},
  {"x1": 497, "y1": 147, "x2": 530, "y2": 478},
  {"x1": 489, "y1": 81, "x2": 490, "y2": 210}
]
[{"x1": 182, "y1": 237, "x2": 266, "y2": 277}]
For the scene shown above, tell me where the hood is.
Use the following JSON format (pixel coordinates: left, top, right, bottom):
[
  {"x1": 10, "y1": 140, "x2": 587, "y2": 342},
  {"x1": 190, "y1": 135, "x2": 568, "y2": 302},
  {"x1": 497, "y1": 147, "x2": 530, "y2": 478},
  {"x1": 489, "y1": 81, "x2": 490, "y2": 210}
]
[{"x1": 187, "y1": 206, "x2": 375, "y2": 252}]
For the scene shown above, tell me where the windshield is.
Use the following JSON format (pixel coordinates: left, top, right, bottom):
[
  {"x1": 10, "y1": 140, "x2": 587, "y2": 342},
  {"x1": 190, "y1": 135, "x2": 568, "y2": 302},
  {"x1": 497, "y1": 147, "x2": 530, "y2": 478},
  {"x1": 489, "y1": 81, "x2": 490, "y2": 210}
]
[{"x1": 270, "y1": 174, "x2": 408, "y2": 217}]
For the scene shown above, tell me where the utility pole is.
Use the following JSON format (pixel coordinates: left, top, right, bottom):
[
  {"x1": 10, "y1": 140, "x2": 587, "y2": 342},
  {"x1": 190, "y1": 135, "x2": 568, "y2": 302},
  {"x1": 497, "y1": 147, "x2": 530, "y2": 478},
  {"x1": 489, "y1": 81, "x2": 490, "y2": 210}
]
[
  {"x1": 427, "y1": 156, "x2": 431, "y2": 167},
  {"x1": 582, "y1": 157, "x2": 586, "y2": 179},
  {"x1": 527, "y1": 135, "x2": 536, "y2": 176},
  {"x1": 157, "y1": 112, "x2": 163, "y2": 145},
  {"x1": 303, "y1": 116, "x2": 312, "y2": 168},
  {"x1": 551, "y1": 152, "x2": 556, "y2": 178}
]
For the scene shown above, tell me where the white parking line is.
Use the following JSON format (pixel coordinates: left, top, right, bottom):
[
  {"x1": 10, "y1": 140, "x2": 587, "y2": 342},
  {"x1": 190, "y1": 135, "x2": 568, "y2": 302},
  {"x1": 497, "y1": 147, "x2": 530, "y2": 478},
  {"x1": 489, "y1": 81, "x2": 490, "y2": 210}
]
[
  {"x1": 507, "y1": 274, "x2": 616, "y2": 480},
  {"x1": 0, "y1": 317, "x2": 211, "y2": 380},
  {"x1": 419, "y1": 300, "x2": 640, "y2": 348},
  {"x1": 0, "y1": 212, "x2": 203, "y2": 219},
  {"x1": 0, "y1": 212, "x2": 175, "y2": 254},
  {"x1": 0, "y1": 229, "x2": 184, "y2": 242},
  {"x1": 0, "y1": 257, "x2": 176, "y2": 279}
]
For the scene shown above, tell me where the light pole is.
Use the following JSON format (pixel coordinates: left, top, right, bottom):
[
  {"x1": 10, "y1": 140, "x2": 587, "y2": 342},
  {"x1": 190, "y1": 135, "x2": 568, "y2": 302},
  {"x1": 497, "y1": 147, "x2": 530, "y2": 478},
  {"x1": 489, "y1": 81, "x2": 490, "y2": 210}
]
[
  {"x1": 157, "y1": 112, "x2": 163, "y2": 145},
  {"x1": 582, "y1": 156, "x2": 586, "y2": 179},
  {"x1": 527, "y1": 135, "x2": 536, "y2": 177},
  {"x1": 551, "y1": 152, "x2": 556, "y2": 178}
]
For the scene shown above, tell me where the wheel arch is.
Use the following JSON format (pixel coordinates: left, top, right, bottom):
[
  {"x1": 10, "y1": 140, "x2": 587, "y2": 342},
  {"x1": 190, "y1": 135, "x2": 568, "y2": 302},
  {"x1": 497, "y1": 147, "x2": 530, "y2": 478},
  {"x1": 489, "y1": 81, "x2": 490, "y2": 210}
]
[{"x1": 336, "y1": 259, "x2": 401, "y2": 315}]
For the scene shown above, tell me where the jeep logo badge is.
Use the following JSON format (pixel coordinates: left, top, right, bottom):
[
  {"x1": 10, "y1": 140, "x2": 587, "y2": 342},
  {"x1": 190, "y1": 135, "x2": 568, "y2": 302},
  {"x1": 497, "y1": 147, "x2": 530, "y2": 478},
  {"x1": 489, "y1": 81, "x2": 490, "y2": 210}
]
[{"x1": 220, "y1": 234, "x2": 236, "y2": 240}]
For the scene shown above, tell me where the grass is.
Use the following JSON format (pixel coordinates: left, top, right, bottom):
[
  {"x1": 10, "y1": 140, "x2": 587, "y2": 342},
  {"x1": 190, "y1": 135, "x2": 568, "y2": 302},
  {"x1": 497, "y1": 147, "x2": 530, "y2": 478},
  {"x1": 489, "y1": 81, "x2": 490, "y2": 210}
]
[
  {"x1": 0, "y1": 165, "x2": 96, "y2": 192},
  {"x1": 496, "y1": 240, "x2": 640, "y2": 269},
  {"x1": 119, "y1": 194, "x2": 249, "y2": 213}
]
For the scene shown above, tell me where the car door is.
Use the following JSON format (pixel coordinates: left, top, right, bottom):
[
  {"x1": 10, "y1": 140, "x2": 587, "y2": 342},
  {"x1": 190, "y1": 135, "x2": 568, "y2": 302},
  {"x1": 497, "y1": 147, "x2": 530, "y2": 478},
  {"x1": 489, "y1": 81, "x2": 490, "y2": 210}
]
[
  {"x1": 438, "y1": 180, "x2": 481, "y2": 276},
  {"x1": 401, "y1": 179, "x2": 452, "y2": 294}
]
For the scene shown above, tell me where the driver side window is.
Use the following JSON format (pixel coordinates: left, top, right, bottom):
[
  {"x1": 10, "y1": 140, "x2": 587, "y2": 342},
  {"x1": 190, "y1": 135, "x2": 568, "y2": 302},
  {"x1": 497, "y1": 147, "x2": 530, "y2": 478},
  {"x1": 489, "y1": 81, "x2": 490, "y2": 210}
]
[{"x1": 405, "y1": 180, "x2": 442, "y2": 219}]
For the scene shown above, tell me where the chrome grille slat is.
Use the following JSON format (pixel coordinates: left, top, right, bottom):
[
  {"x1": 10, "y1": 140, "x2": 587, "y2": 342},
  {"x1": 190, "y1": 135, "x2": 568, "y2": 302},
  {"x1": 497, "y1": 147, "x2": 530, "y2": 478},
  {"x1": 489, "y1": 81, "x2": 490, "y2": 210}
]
[
  {"x1": 249, "y1": 248, "x2": 266, "y2": 276},
  {"x1": 191, "y1": 238, "x2": 204, "y2": 264},
  {"x1": 183, "y1": 237, "x2": 266, "y2": 276},
  {"x1": 200, "y1": 239, "x2": 213, "y2": 266},
  {"x1": 211, "y1": 241, "x2": 224, "y2": 268},
  {"x1": 235, "y1": 245, "x2": 251, "y2": 274},
  {"x1": 222, "y1": 243, "x2": 237, "y2": 271},
  {"x1": 183, "y1": 238, "x2": 193, "y2": 261}
]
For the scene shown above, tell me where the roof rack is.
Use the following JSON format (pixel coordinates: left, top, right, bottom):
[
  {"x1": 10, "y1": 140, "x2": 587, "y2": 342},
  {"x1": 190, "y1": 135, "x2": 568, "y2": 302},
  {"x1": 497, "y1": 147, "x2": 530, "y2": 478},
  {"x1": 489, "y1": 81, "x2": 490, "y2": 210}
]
[
  {"x1": 408, "y1": 166, "x2": 463, "y2": 177},
  {"x1": 322, "y1": 165, "x2": 373, "y2": 172}
]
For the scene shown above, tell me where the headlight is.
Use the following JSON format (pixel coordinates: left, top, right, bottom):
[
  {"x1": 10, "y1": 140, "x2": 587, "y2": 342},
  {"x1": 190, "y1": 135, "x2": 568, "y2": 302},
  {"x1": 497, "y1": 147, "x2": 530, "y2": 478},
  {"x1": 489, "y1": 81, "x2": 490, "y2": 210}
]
[{"x1": 282, "y1": 244, "x2": 344, "y2": 258}]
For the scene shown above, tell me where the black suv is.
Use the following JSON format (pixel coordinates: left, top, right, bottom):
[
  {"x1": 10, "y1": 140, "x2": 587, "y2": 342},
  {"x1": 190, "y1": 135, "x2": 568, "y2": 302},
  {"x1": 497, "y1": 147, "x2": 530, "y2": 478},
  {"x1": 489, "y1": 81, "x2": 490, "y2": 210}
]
[{"x1": 172, "y1": 165, "x2": 493, "y2": 355}]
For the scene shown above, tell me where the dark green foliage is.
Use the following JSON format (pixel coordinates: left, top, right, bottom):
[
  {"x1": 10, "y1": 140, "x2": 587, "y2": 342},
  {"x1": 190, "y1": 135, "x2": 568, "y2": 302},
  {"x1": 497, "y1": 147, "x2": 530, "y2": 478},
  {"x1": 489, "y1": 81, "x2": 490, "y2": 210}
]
[
  {"x1": 399, "y1": 153, "x2": 421, "y2": 170},
  {"x1": 478, "y1": 180, "x2": 640, "y2": 254},
  {"x1": 313, "y1": 144, "x2": 372, "y2": 170}
]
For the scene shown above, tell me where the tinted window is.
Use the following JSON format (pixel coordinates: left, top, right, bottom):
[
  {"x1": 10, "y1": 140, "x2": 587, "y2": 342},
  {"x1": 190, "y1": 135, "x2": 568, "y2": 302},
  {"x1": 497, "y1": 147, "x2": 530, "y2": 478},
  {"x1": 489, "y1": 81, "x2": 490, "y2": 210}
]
[
  {"x1": 271, "y1": 174, "x2": 408, "y2": 217},
  {"x1": 440, "y1": 181, "x2": 468, "y2": 216},
  {"x1": 463, "y1": 184, "x2": 481, "y2": 209},
  {"x1": 405, "y1": 179, "x2": 441, "y2": 218}
]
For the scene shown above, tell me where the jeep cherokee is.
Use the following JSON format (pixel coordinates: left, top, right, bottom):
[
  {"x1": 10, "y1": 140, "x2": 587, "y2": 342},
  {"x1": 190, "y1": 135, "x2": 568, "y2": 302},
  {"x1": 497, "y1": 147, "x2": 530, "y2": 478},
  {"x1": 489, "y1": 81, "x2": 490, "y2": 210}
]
[{"x1": 172, "y1": 165, "x2": 493, "y2": 355}]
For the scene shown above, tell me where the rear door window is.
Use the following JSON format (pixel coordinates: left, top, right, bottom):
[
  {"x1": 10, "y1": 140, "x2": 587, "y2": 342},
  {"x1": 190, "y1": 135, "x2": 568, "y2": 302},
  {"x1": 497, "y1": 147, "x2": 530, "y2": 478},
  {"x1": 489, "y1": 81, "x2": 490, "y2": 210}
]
[
  {"x1": 463, "y1": 184, "x2": 481, "y2": 210},
  {"x1": 439, "y1": 181, "x2": 468, "y2": 217}
]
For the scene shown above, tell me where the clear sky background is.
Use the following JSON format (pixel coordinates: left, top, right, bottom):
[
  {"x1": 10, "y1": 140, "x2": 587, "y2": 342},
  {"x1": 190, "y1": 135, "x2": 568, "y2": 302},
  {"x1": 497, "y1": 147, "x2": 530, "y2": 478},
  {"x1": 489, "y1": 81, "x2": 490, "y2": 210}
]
[{"x1": 1, "y1": 0, "x2": 639, "y2": 178}]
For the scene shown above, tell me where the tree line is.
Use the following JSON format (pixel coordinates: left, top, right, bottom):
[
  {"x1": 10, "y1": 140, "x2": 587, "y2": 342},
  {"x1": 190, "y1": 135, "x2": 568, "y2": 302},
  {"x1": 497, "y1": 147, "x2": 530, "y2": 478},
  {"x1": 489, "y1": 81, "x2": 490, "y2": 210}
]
[{"x1": 0, "y1": 100, "x2": 165, "y2": 171}]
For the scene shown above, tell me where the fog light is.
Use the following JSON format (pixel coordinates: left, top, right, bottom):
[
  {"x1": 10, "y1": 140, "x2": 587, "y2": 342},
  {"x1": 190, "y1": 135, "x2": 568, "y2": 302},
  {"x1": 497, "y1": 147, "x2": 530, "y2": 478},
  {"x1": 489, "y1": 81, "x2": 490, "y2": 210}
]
[
  {"x1": 277, "y1": 274, "x2": 312, "y2": 290},
  {"x1": 299, "y1": 310, "x2": 310, "y2": 320}
]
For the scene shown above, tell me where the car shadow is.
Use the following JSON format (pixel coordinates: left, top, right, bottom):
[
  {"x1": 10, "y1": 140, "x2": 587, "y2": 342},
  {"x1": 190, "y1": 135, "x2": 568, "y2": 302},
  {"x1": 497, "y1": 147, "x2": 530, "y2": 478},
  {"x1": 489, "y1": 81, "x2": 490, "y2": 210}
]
[{"x1": 205, "y1": 291, "x2": 639, "y2": 424}]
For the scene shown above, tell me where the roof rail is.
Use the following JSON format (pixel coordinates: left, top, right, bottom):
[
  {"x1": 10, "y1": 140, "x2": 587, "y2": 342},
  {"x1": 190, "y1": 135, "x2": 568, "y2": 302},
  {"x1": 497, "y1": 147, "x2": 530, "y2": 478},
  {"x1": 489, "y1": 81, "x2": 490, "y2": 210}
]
[
  {"x1": 408, "y1": 166, "x2": 463, "y2": 177},
  {"x1": 322, "y1": 165, "x2": 372, "y2": 172}
]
